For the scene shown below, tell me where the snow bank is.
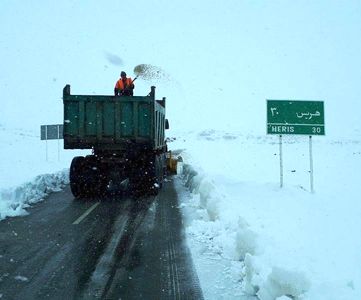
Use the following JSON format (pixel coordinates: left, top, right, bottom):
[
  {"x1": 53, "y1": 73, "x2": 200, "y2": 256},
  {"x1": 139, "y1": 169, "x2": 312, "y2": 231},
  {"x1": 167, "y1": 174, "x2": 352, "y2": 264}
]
[
  {"x1": 181, "y1": 162, "x2": 310, "y2": 299},
  {"x1": 258, "y1": 267, "x2": 310, "y2": 300},
  {"x1": 175, "y1": 130, "x2": 361, "y2": 299},
  {"x1": 0, "y1": 170, "x2": 69, "y2": 221},
  {"x1": 243, "y1": 253, "x2": 311, "y2": 299},
  {"x1": 183, "y1": 164, "x2": 220, "y2": 221}
]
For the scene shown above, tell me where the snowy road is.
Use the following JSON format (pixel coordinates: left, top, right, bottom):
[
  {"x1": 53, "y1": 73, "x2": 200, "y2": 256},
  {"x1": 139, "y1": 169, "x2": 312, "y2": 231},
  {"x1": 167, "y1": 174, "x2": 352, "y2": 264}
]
[{"x1": 0, "y1": 179, "x2": 203, "y2": 300}]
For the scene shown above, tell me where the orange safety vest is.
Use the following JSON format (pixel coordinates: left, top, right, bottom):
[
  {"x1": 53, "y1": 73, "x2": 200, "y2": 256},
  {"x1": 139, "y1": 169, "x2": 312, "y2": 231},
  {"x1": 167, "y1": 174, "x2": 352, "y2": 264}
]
[{"x1": 115, "y1": 77, "x2": 133, "y2": 90}]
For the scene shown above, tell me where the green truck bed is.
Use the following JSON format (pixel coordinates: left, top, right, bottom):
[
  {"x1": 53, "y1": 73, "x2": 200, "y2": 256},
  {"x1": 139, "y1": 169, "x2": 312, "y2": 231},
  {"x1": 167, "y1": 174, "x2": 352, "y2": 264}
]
[{"x1": 63, "y1": 85, "x2": 166, "y2": 151}]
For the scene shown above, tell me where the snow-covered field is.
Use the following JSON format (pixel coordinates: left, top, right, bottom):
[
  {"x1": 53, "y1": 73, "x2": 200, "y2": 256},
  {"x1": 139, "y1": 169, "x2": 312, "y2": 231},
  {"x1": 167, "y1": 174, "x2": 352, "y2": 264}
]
[
  {"x1": 171, "y1": 130, "x2": 361, "y2": 299},
  {"x1": 1, "y1": 1, "x2": 361, "y2": 299}
]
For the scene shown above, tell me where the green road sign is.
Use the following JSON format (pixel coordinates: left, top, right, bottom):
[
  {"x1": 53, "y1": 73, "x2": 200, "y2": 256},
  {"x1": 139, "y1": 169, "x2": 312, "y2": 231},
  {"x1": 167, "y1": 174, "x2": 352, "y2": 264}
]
[
  {"x1": 267, "y1": 100, "x2": 325, "y2": 135},
  {"x1": 40, "y1": 124, "x2": 63, "y2": 140}
]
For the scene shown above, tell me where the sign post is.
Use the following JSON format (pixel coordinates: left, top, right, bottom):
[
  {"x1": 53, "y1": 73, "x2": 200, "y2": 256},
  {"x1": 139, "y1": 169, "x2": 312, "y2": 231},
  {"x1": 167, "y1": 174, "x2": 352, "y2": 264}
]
[
  {"x1": 279, "y1": 135, "x2": 283, "y2": 188},
  {"x1": 267, "y1": 100, "x2": 325, "y2": 192},
  {"x1": 41, "y1": 124, "x2": 64, "y2": 161},
  {"x1": 309, "y1": 136, "x2": 314, "y2": 192}
]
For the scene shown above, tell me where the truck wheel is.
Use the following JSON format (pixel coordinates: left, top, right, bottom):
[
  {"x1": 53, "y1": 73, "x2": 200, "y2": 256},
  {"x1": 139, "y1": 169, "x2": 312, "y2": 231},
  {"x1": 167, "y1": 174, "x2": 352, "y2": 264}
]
[
  {"x1": 148, "y1": 155, "x2": 161, "y2": 195},
  {"x1": 70, "y1": 156, "x2": 85, "y2": 198},
  {"x1": 97, "y1": 170, "x2": 109, "y2": 196},
  {"x1": 156, "y1": 155, "x2": 163, "y2": 189},
  {"x1": 129, "y1": 154, "x2": 163, "y2": 196},
  {"x1": 83, "y1": 156, "x2": 108, "y2": 197}
]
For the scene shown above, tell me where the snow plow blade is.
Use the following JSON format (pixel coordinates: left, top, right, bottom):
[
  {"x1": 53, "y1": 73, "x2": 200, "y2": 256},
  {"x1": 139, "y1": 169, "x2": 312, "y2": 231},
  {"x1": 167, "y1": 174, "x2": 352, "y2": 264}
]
[{"x1": 166, "y1": 151, "x2": 182, "y2": 174}]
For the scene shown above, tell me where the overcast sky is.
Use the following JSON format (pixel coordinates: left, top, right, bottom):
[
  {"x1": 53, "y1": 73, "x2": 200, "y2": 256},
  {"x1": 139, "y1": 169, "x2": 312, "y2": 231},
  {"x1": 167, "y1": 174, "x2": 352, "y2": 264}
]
[{"x1": 1, "y1": 0, "x2": 360, "y2": 137}]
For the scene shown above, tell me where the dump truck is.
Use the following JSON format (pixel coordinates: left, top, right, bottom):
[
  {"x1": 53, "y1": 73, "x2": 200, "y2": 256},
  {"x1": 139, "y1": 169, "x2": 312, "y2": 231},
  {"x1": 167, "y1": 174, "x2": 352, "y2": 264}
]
[{"x1": 63, "y1": 85, "x2": 169, "y2": 197}]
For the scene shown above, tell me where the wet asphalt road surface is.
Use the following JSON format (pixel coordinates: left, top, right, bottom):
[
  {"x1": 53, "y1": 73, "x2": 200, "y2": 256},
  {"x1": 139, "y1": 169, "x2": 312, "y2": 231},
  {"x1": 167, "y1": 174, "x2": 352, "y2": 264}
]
[{"x1": 0, "y1": 178, "x2": 203, "y2": 300}]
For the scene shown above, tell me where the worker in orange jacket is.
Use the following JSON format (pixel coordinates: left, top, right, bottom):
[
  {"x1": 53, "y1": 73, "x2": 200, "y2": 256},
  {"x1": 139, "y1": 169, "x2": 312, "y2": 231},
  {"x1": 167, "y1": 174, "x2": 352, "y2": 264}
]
[{"x1": 114, "y1": 71, "x2": 135, "y2": 96}]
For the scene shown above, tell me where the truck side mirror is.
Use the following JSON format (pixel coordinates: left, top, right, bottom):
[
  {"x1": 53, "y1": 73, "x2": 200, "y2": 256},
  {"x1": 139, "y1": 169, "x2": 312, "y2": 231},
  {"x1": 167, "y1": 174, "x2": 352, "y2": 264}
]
[{"x1": 165, "y1": 119, "x2": 170, "y2": 130}]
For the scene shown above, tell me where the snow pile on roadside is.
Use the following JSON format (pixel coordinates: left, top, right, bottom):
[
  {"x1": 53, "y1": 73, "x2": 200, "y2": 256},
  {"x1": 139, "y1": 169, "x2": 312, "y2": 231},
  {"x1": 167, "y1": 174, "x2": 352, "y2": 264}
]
[
  {"x1": 174, "y1": 130, "x2": 361, "y2": 300},
  {"x1": 181, "y1": 163, "x2": 310, "y2": 299},
  {"x1": 0, "y1": 125, "x2": 88, "y2": 221},
  {"x1": 0, "y1": 170, "x2": 69, "y2": 221}
]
